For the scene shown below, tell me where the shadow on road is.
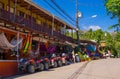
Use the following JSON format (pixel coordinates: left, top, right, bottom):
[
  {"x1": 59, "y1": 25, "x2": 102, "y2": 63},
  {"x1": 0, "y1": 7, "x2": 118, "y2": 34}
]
[{"x1": 3, "y1": 69, "x2": 55, "y2": 79}]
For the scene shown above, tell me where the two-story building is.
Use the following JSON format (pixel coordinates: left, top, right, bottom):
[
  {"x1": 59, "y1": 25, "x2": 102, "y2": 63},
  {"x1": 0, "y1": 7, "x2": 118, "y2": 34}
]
[{"x1": 0, "y1": 0, "x2": 77, "y2": 77}]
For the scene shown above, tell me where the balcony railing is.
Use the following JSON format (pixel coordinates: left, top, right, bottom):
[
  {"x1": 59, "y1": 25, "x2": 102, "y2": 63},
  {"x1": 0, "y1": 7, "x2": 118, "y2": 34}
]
[{"x1": 0, "y1": 8, "x2": 76, "y2": 43}]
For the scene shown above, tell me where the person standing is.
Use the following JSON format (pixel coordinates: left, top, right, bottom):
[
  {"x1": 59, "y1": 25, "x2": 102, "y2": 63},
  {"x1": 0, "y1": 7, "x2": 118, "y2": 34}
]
[{"x1": 72, "y1": 50, "x2": 75, "y2": 63}]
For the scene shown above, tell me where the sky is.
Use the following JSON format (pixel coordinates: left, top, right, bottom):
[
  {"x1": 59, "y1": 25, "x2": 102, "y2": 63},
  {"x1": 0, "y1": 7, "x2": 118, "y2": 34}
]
[{"x1": 31, "y1": 0, "x2": 118, "y2": 32}]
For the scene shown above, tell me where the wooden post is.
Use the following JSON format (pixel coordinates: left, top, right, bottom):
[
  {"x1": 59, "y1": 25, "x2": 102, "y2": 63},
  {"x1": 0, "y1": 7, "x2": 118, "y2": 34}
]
[
  {"x1": 8, "y1": 0, "x2": 10, "y2": 12},
  {"x1": 52, "y1": 15, "x2": 54, "y2": 36},
  {"x1": 30, "y1": 9, "x2": 33, "y2": 29},
  {"x1": 8, "y1": 0, "x2": 10, "y2": 20},
  {"x1": 16, "y1": 31, "x2": 20, "y2": 73},
  {"x1": 14, "y1": 0, "x2": 17, "y2": 22},
  {"x1": 72, "y1": 29, "x2": 73, "y2": 38}
]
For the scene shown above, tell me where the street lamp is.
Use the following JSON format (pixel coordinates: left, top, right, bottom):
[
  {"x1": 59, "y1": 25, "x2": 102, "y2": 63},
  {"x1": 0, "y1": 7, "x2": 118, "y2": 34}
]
[
  {"x1": 76, "y1": 0, "x2": 82, "y2": 45},
  {"x1": 76, "y1": 11, "x2": 82, "y2": 45},
  {"x1": 77, "y1": 11, "x2": 82, "y2": 18}
]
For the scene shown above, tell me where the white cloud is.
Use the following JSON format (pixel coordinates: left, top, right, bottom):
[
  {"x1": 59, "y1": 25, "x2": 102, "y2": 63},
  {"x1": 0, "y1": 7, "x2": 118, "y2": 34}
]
[
  {"x1": 82, "y1": 25, "x2": 101, "y2": 31},
  {"x1": 82, "y1": 26, "x2": 88, "y2": 30},
  {"x1": 89, "y1": 25, "x2": 101, "y2": 30},
  {"x1": 91, "y1": 15, "x2": 97, "y2": 18}
]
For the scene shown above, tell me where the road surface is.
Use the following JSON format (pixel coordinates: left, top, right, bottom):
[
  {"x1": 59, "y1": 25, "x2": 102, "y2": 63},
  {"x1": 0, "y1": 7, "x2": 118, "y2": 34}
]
[{"x1": 5, "y1": 58, "x2": 120, "y2": 79}]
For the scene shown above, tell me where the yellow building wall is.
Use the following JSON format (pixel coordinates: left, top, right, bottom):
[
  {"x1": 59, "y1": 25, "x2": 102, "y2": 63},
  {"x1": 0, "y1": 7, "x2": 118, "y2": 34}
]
[
  {"x1": 0, "y1": 0, "x2": 60, "y2": 31},
  {"x1": 0, "y1": 0, "x2": 8, "y2": 10}
]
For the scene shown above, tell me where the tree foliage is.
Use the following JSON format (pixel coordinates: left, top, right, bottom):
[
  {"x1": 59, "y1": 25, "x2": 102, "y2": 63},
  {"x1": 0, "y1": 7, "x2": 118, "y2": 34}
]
[
  {"x1": 80, "y1": 29, "x2": 106, "y2": 43},
  {"x1": 105, "y1": 0, "x2": 120, "y2": 30},
  {"x1": 66, "y1": 28, "x2": 120, "y2": 57},
  {"x1": 105, "y1": 0, "x2": 120, "y2": 19},
  {"x1": 80, "y1": 28, "x2": 120, "y2": 57}
]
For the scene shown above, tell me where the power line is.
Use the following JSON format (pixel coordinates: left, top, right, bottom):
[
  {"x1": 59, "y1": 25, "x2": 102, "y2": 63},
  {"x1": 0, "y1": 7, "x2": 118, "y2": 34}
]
[
  {"x1": 44, "y1": 0, "x2": 75, "y2": 26},
  {"x1": 50, "y1": 0, "x2": 76, "y2": 22}
]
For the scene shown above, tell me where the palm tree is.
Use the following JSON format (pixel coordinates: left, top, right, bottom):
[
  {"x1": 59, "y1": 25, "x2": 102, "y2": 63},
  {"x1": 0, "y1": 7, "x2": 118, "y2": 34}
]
[{"x1": 108, "y1": 24, "x2": 120, "y2": 32}]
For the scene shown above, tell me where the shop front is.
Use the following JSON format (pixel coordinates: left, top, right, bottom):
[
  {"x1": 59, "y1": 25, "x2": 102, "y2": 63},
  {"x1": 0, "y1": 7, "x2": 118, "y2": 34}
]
[
  {"x1": 0, "y1": 60, "x2": 18, "y2": 77},
  {"x1": 0, "y1": 26, "x2": 26, "y2": 77}
]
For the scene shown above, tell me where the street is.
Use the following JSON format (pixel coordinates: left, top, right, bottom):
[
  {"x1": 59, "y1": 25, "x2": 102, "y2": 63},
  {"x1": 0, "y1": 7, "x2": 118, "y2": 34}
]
[{"x1": 5, "y1": 58, "x2": 120, "y2": 79}]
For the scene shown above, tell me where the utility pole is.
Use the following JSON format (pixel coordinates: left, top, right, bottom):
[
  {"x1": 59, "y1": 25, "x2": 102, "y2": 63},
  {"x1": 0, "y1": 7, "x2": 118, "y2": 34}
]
[
  {"x1": 76, "y1": 0, "x2": 79, "y2": 45},
  {"x1": 76, "y1": 0, "x2": 82, "y2": 45}
]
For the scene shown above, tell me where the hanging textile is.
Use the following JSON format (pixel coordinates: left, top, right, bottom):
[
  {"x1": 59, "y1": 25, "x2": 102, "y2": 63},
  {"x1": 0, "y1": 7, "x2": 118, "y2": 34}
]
[
  {"x1": 0, "y1": 32, "x2": 23, "y2": 49},
  {"x1": 34, "y1": 38, "x2": 40, "y2": 55},
  {"x1": 23, "y1": 34, "x2": 31, "y2": 54},
  {"x1": 47, "y1": 45, "x2": 56, "y2": 53},
  {"x1": 29, "y1": 38, "x2": 40, "y2": 58},
  {"x1": 45, "y1": 41, "x2": 49, "y2": 49},
  {"x1": 87, "y1": 44, "x2": 96, "y2": 52}
]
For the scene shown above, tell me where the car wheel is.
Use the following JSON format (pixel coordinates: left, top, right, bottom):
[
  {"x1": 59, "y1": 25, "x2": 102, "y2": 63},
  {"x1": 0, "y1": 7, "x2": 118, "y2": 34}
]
[
  {"x1": 44, "y1": 62, "x2": 49, "y2": 70},
  {"x1": 65, "y1": 60, "x2": 68, "y2": 65},
  {"x1": 39, "y1": 63, "x2": 44, "y2": 71},
  {"x1": 27, "y1": 65, "x2": 35, "y2": 74},
  {"x1": 58, "y1": 60, "x2": 62, "y2": 67},
  {"x1": 54, "y1": 61, "x2": 58, "y2": 68}
]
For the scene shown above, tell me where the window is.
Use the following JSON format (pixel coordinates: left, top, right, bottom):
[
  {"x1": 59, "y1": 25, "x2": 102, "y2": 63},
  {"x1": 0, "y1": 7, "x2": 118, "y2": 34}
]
[
  {"x1": 26, "y1": 14, "x2": 31, "y2": 20},
  {"x1": 7, "y1": 6, "x2": 14, "y2": 13},
  {"x1": 0, "y1": 2, "x2": 4, "y2": 9},
  {"x1": 37, "y1": 20, "x2": 41, "y2": 24},
  {"x1": 10, "y1": 7, "x2": 14, "y2": 13},
  {"x1": 32, "y1": 17, "x2": 36, "y2": 23},
  {"x1": 19, "y1": 11, "x2": 25, "y2": 18}
]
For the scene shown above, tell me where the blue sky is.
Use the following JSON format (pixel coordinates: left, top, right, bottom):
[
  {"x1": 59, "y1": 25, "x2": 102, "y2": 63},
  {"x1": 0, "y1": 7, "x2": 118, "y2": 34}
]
[{"x1": 32, "y1": 0, "x2": 118, "y2": 32}]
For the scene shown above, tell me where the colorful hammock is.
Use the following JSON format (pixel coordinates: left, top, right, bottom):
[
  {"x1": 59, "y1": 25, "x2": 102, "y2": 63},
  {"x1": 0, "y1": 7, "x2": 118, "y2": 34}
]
[{"x1": 0, "y1": 33, "x2": 23, "y2": 49}]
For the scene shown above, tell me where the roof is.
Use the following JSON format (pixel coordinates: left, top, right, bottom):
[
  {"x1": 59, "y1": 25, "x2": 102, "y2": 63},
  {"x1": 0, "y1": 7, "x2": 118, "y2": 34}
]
[{"x1": 80, "y1": 39, "x2": 98, "y2": 45}]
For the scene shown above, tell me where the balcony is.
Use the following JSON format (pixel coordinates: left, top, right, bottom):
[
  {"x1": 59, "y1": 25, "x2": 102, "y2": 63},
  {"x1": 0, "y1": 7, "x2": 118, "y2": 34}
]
[{"x1": 0, "y1": 8, "x2": 76, "y2": 43}]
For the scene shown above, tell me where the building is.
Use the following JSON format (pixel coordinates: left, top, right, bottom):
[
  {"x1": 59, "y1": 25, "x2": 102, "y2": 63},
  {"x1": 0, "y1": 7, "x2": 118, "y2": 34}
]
[{"x1": 0, "y1": 0, "x2": 77, "y2": 77}]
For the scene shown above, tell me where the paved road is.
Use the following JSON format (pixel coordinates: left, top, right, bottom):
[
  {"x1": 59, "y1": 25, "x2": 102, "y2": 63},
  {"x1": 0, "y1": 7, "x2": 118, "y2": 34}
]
[{"x1": 5, "y1": 58, "x2": 120, "y2": 79}]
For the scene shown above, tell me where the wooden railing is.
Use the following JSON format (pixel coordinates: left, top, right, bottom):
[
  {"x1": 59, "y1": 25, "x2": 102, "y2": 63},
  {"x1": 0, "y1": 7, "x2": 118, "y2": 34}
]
[{"x1": 0, "y1": 8, "x2": 76, "y2": 43}]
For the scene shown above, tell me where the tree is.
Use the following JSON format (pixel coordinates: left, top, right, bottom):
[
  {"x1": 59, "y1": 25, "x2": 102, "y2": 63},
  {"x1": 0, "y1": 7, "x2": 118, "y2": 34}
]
[
  {"x1": 80, "y1": 29, "x2": 105, "y2": 43},
  {"x1": 66, "y1": 30, "x2": 70, "y2": 36},
  {"x1": 104, "y1": 0, "x2": 120, "y2": 57},
  {"x1": 114, "y1": 32, "x2": 120, "y2": 57},
  {"x1": 93, "y1": 29, "x2": 104, "y2": 43},
  {"x1": 105, "y1": 0, "x2": 120, "y2": 30}
]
